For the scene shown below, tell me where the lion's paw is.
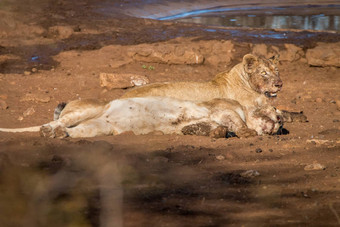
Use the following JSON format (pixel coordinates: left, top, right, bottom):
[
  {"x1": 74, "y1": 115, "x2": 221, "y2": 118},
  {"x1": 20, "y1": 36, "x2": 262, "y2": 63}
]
[
  {"x1": 54, "y1": 126, "x2": 69, "y2": 138},
  {"x1": 40, "y1": 125, "x2": 54, "y2": 138}
]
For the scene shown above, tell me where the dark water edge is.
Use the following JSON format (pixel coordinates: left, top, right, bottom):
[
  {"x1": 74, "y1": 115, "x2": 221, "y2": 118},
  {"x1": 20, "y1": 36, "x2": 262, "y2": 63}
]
[{"x1": 151, "y1": 4, "x2": 340, "y2": 32}]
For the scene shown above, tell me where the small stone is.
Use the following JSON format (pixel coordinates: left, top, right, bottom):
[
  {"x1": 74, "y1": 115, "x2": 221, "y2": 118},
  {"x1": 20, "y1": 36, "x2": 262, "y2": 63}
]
[
  {"x1": 0, "y1": 100, "x2": 8, "y2": 110},
  {"x1": 100, "y1": 73, "x2": 149, "y2": 90},
  {"x1": 20, "y1": 93, "x2": 50, "y2": 103},
  {"x1": 306, "y1": 139, "x2": 333, "y2": 146},
  {"x1": 336, "y1": 100, "x2": 340, "y2": 111},
  {"x1": 215, "y1": 155, "x2": 226, "y2": 161},
  {"x1": 306, "y1": 42, "x2": 340, "y2": 67},
  {"x1": 31, "y1": 68, "x2": 38, "y2": 73},
  {"x1": 240, "y1": 170, "x2": 260, "y2": 178},
  {"x1": 17, "y1": 116, "x2": 23, "y2": 121},
  {"x1": 24, "y1": 71, "x2": 31, "y2": 76},
  {"x1": 304, "y1": 162, "x2": 326, "y2": 171},
  {"x1": 315, "y1": 98, "x2": 323, "y2": 103},
  {"x1": 23, "y1": 107, "x2": 35, "y2": 117},
  {"x1": 255, "y1": 148, "x2": 262, "y2": 153}
]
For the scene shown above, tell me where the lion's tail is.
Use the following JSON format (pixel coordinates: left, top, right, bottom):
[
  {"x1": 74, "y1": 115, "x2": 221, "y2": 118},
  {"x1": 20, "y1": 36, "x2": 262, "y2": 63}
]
[
  {"x1": 0, "y1": 126, "x2": 41, "y2": 133},
  {"x1": 54, "y1": 102, "x2": 67, "y2": 120},
  {"x1": 0, "y1": 102, "x2": 67, "y2": 133}
]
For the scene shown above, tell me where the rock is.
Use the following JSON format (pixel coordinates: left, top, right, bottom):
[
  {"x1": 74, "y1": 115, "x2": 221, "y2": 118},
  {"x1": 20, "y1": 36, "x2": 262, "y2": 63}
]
[
  {"x1": 24, "y1": 71, "x2": 31, "y2": 76},
  {"x1": 99, "y1": 73, "x2": 149, "y2": 89},
  {"x1": 31, "y1": 68, "x2": 38, "y2": 73},
  {"x1": 255, "y1": 148, "x2": 262, "y2": 153},
  {"x1": 240, "y1": 170, "x2": 260, "y2": 178},
  {"x1": 17, "y1": 116, "x2": 23, "y2": 121},
  {"x1": 20, "y1": 93, "x2": 51, "y2": 103},
  {"x1": 0, "y1": 100, "x2": 8, "y2": 110},
  {"x1": 204, "y1": 40, "x2": 234, "y2": 66},
  {"x1": 336, "y1": 100, "x2": 340, "y2": 111},
  {"x1": 306, "y1": 42, "x2": 340, "y2": 67},
  {"x1": 279, "y1": 44, "x2": 304, "y2": 62},
  {"x1": 304, "y1": 162, "x2": 326, "y2": 171},
  {"x1": 306, "y1": 139, "x2": 333, "y2": 146},
  {"x1": 215, "y1": 155, "x2": 226, "y2": 161},
  {"x1": 127, "y1": 44, "x2": 204, "y2": 65},
  {"x1": 48, "y1": 25, "x2": 74, "y2": 39},
  {"x1": 23, "y1": 107, "x2": 35, "y2": 117},
  {"x1": 315, "y1": 98, "x2": 323, "y2": 103}
]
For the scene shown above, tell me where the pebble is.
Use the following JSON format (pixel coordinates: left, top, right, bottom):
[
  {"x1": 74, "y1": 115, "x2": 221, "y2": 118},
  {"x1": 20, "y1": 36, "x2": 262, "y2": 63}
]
[
  {"x1": 23, "y1": 107, "x2": 35, "y2": 117},
  {"x1": 315, "y1": 98, "x2": 323, "y2": 103},
  {"x1": 215, "y1": 155, "x2": 226, "y2": 161},
  {"x1": 0, "y1": 100, "x2": 8, "y2": 110},
  {"x1": 255, "y1": 148, "x2": 262, "y2": 153},
  {"x1": 24, "y1": 71, "x2": 31, "y2": 76},
  {"x1": 240, "y1": 170, "x2": 260, "y2": 178},
  {"x1": 31, "y1": 68, "x2": 38, "y2": 73},
  {"x1": 336, "y1": 100, "x2": 340, "y2": 111},
  {"x1": 304, "y1": 162, "x2": 326, "y2": 171}
]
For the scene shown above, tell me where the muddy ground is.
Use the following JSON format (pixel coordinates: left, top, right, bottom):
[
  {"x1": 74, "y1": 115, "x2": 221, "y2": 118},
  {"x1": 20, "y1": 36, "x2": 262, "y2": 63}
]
[{"x1": 0, "y1": 0, "x2": 340, "y2": 226}]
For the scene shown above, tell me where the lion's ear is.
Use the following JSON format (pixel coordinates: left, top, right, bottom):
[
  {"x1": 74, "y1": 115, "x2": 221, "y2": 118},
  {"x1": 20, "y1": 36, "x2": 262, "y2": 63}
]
[
  {"x1": 269, "y1": 54, "x2": 280, "y2": 64},
  {"x1": 243, "y1": 54, "x2": 258, "y2": 73}
]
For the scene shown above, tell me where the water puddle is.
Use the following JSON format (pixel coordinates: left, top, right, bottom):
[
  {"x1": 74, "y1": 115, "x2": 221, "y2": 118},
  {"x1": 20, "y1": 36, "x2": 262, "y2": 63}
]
[{"x1": 158, "y1": 5, "x2": 340, "y2": 32}]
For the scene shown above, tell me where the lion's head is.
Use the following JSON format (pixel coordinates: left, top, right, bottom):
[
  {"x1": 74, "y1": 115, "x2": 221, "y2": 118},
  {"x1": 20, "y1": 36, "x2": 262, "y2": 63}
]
[{"x1": 243, "y1": 54, "x2": 282, "y2": 98}]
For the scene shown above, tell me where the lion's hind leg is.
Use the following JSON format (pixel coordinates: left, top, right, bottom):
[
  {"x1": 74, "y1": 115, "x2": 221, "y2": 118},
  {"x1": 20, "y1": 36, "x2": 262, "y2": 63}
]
[
  {"x1": 65, "y1": 118, "x2": 117, "y2": 138},
  {"x1": 57, "y1": 99, "x2": 107, "y2": 127},
  {"x1": 40, "y1": 99, "x2": 107, "y2": 138}
]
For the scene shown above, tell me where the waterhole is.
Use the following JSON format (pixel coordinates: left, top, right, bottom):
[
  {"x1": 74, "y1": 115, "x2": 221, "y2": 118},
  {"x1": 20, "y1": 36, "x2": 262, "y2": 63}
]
[{"x1": 158, "y1": 5, "x2": 340, "y2": 32}]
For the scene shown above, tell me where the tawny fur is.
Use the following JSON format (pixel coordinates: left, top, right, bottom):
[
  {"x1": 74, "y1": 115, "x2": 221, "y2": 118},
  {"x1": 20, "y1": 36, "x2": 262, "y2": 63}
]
[
  {"x1": 0, "y1": 97, "x2": 265, "y2": 138},
  {"x1": 122, "y1": 54, "x2": 284, "y2": 135}
]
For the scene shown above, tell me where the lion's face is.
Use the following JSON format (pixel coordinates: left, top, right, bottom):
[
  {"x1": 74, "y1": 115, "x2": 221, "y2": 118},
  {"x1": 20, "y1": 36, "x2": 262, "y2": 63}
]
[{"x1": 243, "y1": 54, "x2": 283, "y2": 98}]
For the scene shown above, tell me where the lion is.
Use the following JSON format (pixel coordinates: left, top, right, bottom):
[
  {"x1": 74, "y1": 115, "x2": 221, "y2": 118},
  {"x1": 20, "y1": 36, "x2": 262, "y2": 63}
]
[
  {"x1": 0, "y1": 97, "x2": 281, "y2": 138},
  {"x1": 122, "y1": 54, "x2": 305, "y2": 134}
]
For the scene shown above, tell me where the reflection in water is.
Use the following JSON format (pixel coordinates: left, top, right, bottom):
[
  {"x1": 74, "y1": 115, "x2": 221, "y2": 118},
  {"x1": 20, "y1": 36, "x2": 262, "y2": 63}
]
[{"x1": 177, "y1": 14, "x2": 340, "y2": 31}]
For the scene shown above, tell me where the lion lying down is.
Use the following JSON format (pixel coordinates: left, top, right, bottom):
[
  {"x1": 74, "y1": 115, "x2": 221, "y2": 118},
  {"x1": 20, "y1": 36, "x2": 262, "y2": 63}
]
[
  {"x1": 0, "y1": 97, "x2": 282, "y2": 138},
  {"x1": 122, "y1": 54, "x2": 307, "y2": 132}
]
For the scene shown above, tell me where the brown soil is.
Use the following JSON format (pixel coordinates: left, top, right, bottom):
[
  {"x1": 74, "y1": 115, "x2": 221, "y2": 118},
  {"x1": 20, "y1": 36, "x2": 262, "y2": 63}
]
[{"x1": 0, "y1": 0, "x2": 340, "y2": 226}]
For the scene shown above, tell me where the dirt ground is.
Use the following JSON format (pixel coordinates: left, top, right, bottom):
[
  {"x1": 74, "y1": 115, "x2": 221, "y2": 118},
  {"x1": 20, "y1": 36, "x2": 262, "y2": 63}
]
[{"x1": 0, "y1": 0, "x2": 340, "y2": 226}]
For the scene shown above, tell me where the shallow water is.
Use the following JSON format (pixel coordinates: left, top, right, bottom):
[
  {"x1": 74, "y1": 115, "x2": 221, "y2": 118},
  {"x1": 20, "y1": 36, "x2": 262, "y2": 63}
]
[{"x1": 158, "y1": 5, "x2": 340, "y2": 32}]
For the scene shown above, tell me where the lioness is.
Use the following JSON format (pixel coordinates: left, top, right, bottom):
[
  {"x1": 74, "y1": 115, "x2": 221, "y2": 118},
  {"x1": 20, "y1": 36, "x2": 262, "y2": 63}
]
[
  {"x1": 122, "y1": 54, "x2": 286, "y2": 134},
  {"x1": 0, "y1": 97, "x2": 278, "y2": 138}
]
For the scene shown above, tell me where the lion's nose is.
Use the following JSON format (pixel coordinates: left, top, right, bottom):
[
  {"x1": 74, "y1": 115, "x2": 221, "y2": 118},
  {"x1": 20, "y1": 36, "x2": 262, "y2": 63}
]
[{"x1": 275, "y1": 80, "x2": 283, "y2": 88}]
